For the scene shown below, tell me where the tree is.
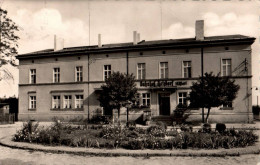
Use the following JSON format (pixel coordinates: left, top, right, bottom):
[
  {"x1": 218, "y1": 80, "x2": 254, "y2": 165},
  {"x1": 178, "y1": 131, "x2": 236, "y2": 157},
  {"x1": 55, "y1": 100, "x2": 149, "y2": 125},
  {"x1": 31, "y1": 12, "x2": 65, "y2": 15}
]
[
  {"x1": 0, "y1": 7, "x2": 19, "y2": 81},
  {"x1": 98, "y1": 72, "x2": 137, "y2": 121},
  {"x1": 189, "y1": 72, "x2": 240, "y2": 123}
]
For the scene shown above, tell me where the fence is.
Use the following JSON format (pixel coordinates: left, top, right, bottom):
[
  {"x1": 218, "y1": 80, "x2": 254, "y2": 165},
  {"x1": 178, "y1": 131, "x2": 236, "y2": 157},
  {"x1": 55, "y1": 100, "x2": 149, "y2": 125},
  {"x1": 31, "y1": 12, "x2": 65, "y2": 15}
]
[{"x1": 0, "y1": 113, "x2": 15, "y2": 124}]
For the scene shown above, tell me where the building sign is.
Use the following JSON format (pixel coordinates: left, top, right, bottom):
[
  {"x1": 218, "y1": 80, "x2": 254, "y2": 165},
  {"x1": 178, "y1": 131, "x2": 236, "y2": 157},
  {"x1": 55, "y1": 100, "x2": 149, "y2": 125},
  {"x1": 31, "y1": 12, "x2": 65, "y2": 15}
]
[{"x1": 140, "y1": 80, "x2": 187, "y2": 87}]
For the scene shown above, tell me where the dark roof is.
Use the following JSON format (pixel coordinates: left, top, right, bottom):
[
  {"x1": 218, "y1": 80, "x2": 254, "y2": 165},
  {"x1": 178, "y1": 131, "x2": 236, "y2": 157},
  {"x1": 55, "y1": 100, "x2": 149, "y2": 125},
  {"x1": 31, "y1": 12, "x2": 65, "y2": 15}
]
[{"x1": 17, "y1": 34, "x2": 255, "y2": 58}]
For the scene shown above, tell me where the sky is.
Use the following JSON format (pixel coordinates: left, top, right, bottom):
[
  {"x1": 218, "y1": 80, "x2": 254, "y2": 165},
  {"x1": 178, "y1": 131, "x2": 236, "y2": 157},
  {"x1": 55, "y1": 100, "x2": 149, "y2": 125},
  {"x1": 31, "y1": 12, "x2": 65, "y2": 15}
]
[{"x1": 0, "y1": 0, "x2": 259, "y2": 104}]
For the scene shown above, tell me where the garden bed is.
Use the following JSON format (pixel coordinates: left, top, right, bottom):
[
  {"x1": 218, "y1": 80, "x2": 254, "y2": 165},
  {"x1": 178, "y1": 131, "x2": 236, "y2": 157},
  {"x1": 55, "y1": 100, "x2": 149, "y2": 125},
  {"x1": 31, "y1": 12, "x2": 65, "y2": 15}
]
[{"x1": 13, "y1": 120, "x2": 259, "y2": 150}]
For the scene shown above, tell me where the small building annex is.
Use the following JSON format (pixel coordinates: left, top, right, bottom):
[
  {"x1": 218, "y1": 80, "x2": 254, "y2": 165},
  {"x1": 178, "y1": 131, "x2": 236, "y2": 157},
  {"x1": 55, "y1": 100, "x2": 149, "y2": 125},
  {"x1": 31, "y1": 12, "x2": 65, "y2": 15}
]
[{"x1": 17, "y1": 20, "x2": 255, "y2": 123}]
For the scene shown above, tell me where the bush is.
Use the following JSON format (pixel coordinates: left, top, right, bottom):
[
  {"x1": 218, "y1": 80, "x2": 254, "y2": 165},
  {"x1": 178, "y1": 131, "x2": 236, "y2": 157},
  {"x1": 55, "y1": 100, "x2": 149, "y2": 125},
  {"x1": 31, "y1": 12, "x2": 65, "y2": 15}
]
[
  {"x1": 147, "y1": 125, "x2": 166, "y2": 137},
  {"x1": 155, "y1": 121, "x2": 167, "y2": 130},
  {"x1": 216, "y1": 123, "x2": 226, "y2": 133},
  {"x1": 202, "y1": 123, "x2": 211, "y2": 133}
]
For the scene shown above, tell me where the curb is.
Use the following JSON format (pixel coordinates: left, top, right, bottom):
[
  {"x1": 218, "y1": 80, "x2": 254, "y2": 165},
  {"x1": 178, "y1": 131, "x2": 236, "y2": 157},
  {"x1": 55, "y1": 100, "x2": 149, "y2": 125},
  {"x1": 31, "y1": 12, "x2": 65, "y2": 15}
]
[{"x1": 0, "y1": 136, "x2": 259, "y2": 157}]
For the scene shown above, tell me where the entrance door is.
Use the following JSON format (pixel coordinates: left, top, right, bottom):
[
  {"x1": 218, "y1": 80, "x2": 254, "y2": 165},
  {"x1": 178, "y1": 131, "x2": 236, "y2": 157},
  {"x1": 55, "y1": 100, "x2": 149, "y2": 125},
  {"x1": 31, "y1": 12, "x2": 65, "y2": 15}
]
[{"x1": 159, "y1": 93, "x2": 170, "y2": 116}]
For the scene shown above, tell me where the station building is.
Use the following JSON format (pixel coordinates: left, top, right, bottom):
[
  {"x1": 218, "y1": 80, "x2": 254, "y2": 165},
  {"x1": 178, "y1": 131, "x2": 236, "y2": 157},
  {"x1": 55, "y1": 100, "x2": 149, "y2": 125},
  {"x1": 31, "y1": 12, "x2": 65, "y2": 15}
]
[{"x1": 17, "y1": 20, "x2": 255, "y2": 123}]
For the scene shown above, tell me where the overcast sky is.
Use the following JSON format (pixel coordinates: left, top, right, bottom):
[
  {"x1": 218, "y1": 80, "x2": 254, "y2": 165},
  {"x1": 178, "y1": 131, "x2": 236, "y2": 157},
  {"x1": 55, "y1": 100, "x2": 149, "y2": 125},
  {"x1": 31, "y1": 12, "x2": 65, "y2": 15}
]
[{"x1": 0, "y1": 0, "x2": 259, "y2": 103}]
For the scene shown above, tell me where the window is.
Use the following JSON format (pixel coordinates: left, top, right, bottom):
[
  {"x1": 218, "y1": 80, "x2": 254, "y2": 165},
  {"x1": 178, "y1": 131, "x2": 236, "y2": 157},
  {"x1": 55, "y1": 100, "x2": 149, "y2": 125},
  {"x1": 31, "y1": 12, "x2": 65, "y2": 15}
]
[
  {"x1": 75, "y1": 95, "x2": 84, "y2": 109},
  {"x1": 75, "y1": 66, "x2": 83, "y2": 82},
  {"x1": 222, "y1": 59, "x2": 231, "y2": 76},
  {"x1": 160, "y1": 62, "x2": 168, "y2": 79},
  {"x1": 142, "y1": 93, "x2": 151, "y2": 106},
  {"x1": 30, "y1": 69, "x2": 36, "y2": 84},
  {"x1": 104, "y1": 65, "x2": 111, "y2": 80},
  {"x1": 53, "y1": 68, "x2": 60, "y2": 83},
  {"x1": 183, "y1": 61, "x2": 191, "y2": 78},
  {"x1": 135, "y1": 93, "x2": 140, "y2": 106},
  {"x1": 52, "y1": 95, "x2": 60, "y2": 109},
  {"x1": 63, "y1": 95, "x2": 72, "y2": 109},
  {"x1": 178, "y1": 92, "x2": 188, "y2": 106},
  {"x1": 223, "y1": 101, "x2": 233, "y2": 108},
  {"x1": 29, "y1": 96, "x2": 36, "y2": 109},
  {"x1": 137, "y1": 63, "x2": 146, "y2": 79}
]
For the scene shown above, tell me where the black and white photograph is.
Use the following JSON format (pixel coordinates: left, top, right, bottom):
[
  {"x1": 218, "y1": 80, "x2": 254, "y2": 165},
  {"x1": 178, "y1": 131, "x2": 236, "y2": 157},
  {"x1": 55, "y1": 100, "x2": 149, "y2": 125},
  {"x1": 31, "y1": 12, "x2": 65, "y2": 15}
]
[{"x1": 0, "y1": 0, "x2": 259, "y2": 164}]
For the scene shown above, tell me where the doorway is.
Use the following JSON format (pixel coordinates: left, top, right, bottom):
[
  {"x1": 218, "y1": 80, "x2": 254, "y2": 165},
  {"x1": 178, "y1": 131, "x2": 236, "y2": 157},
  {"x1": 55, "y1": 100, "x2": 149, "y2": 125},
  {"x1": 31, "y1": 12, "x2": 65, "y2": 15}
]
[{"x1": 159, "y1": 93, "x2": 170, "y2": 116}]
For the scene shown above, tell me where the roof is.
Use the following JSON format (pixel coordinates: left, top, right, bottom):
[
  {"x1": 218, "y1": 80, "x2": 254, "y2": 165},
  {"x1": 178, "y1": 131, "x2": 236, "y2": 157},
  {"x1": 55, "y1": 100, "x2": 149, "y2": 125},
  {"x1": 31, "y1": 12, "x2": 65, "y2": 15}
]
[{"x1": 17, "y1": 34, "x2": 255, "y2": 59}]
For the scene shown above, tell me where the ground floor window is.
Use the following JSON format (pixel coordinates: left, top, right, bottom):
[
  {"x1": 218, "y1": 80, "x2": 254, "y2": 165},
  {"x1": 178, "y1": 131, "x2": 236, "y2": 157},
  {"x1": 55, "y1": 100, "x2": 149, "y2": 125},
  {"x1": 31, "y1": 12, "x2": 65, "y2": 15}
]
[
  {"x1": 29, "y1": 96, "x2": 36, "y2": 109},
  {"x1": 178, "y1": 92, "x2": 188, "y2": 106},
  {"x1": 63, "y1": 95, "x2": 72, "y2": 109},
  {"x1": 222, "y1": 101, "x2": 233, "y2": 110},
  {"x1": 52, "y1": 95, "x2": 61, "y2": 109},
  {"x1": 142, "y1": 93, "x2": 151, "y2": 107},
  {"x1": 75, "y1": 95, "x2": 84, "y2": 108}
]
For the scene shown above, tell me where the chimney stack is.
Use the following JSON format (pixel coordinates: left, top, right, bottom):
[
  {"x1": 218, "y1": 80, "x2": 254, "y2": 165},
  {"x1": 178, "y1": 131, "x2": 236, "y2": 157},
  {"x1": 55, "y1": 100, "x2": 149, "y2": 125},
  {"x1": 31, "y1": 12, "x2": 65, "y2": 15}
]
[
  {"x1": 98, "y1": 34, "x2": 102, "y2": 48},
  {"x1": 54, "y1": 35, "x2": 64, "y2": 51},
  {"x1": 133, "y1": 31, "x2": 137, "y2": 45},
  {"x1": 54, "y1": 35, "x2": 57, "y2": 50},
  {"x1": 195, "y1": 20, "x2": 204, "y2": 41},
  {"x1": 137, "y1": 33, "x2": 140, "y2": 43}
]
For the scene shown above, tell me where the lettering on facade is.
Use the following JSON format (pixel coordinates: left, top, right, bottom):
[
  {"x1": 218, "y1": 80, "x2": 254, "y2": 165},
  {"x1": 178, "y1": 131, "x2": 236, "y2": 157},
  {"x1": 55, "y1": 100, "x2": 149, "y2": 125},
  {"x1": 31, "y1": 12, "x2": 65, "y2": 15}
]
[{"x1": 140, "y1": 80, "x2": 187, "y2": 87}]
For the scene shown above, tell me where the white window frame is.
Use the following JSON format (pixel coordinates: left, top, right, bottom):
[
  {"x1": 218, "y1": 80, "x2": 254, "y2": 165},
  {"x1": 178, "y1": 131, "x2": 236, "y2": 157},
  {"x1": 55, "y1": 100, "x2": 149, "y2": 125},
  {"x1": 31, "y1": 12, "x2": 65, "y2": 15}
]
[
  {"x1": 75, "y1": 95, "x2": 84, "y2": 109},
  {"x1": 53, "y1": 68, "x2": 60, "y2": 83},
  {"x1": 183, "y1": 61, "x2": 192, "y2": 78},
  {"x1": 137, "y1": 63, "x2": 146, "y2": 80},
  {"x1": 29, "y1": 69, "x2": 36, "y2": 84},
  {"x1": 63, "y1": 95, "x2": 72, "y2": 109},
  {"x1": 29, "y1": 95, "x2": 36, "y2": 109},
  {"x1": 52, "y1": 95, "x2": 61, "y2": 109},
  {"x1": 75, "y1": 66, "x2": 83, "y2": 82},
  {"x1": 221, "y1": 59, "x2": 232, "y2": 76},
  {"x1": 159, "y1": 62, "x2": 168, "y2": 79},
  {"x1": 103, "y1": 65, "x2": 111, "y2": 80},
  {"x1": 178, "y1": 92, "x2": 188, "y2": 106},
  {"x1": 142, "y1": 93, "x2": 151, "y2": 107}
]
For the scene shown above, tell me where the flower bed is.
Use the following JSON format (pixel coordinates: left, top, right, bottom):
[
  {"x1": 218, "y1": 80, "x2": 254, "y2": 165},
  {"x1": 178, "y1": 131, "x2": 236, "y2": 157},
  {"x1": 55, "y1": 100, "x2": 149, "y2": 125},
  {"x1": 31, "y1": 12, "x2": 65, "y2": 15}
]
[{"x1": 13, "y1": 121, "x2": 258, "y2": 150}]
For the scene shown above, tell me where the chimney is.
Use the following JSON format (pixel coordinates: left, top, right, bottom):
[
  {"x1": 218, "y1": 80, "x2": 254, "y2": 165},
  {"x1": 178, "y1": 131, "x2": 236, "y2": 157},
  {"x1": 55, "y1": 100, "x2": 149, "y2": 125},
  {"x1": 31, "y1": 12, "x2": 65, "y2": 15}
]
[
  {"x1": 133, "y1": 31, "x2": 137, "y2": 45},
  {"x1": 195, "y1": 20, "x2": 204, "y2": 41},
  {"x1": 54, "y1": 35, "x2": 57, "y2": 50},
  {"x1": 54, "y1": 35, "x2": 64, "y2": 51},
  {"x1": 137, "y1": 33, "x2": 140, "y2": 43},
  {"x1": 98, "y1": 34, "x2": 102, "y2": 48}
]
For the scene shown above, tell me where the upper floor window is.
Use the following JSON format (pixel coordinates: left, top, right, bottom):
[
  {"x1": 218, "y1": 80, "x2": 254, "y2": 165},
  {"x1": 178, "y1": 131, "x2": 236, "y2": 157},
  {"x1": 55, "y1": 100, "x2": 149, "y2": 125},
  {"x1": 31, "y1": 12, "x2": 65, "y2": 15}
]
[
  {"x1": 183, "y1": 61, "x2": 192, "y2": 78},
  {"x1": 30, "y1": 69, "x2": 36, "y2": 84},
  {"x1": 104, "y1": 65, "x2": 111, "y2": 80},
  {"x1": 137, "y1": 63, "x2": 146, "y2": 79},
  {"x1": 52, "y1": 95, "x2": 60, "y2": 109},
  {"x1": 75, "y1": 66, "x2": 83, "y2": 82},
  {"x1": 222, "y1": 59, "x2": 231, "y2": 76},
  {"x1": 178, "y1": 92, "x2": 188, "y2": 106},
  {"x1": 142, "y1": 93, "x2": 151, "y2": 106},
  {"x1": 160, "y1": 62, "x2": 168, "y2": 79},
  {"x1": 53, "y1": 68, "x2": 60, "y2": 83},
  {"x1": 29, "y1": 95, "x2": 36, "y2": 109},
  {"x1": 63, "y1": 95, "x2": 72, "y2": 109},
  {"x1": 75, "y1": 95, "x2": 84, "y2": 109}
]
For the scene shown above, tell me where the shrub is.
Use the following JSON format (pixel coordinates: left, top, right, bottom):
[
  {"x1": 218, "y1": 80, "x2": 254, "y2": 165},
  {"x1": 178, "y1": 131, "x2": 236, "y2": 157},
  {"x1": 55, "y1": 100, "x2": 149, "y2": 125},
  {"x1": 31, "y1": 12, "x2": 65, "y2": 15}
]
[
  {"x1": 216, "y1": 123, "x2": 226, "y2": 133},
  {"x1": 147, "y1": 125, "x2": 166, "y2": 137},
  {"x1": 202, "y1": 123, "x2": 211, "y2": 133},
  {"x1": 155, "y1": 121, "x2": 167, "y2": 130}
]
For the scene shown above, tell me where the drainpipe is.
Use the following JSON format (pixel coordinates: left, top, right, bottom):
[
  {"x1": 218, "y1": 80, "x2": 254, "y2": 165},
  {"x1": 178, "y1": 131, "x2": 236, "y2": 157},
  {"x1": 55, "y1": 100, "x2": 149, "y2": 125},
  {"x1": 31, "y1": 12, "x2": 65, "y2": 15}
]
[
  {"x1": 87, "y1": 54, "x2": 90, "y2": 122},
  {"x1": 201, "y1": 47, "x2": 205, "y2": 123},
  {"x1": 126, "y1": 51, "x2": 129, "y2": 125}
]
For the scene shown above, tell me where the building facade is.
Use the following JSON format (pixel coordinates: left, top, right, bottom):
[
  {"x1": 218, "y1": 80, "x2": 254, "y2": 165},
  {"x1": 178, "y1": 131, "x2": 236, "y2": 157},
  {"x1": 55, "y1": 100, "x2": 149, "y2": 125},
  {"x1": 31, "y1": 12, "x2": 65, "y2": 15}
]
[{"x1": 17, "y1": 21, "x2": 255, "y2": 123}]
